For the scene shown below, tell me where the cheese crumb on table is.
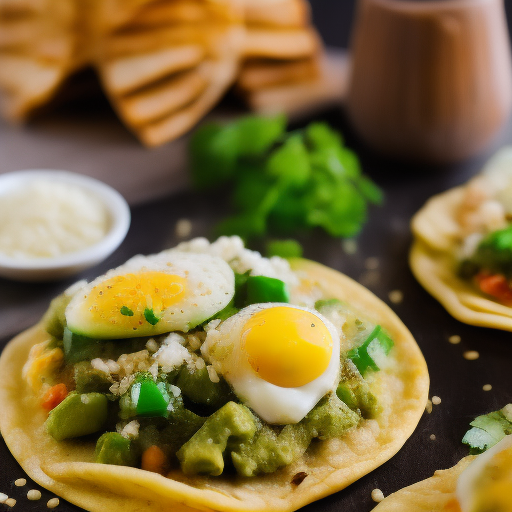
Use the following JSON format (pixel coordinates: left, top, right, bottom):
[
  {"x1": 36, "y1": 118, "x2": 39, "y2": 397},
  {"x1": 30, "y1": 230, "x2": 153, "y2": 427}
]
[
  {"x1": 425, "y1": 399, "x2": 433, "y2": 414},
  {"x1": 0, "y1": 493, "x2": 8, "y2": 504},
  {"x1": 430, "y1": 434, "x2": 436, "y2": 440},
  {"x1": 371, "y1": 489, "x2": 385, "y2": 502},
  {"x1": 5, "y1": 498, "x2": 16, "y2": 507},
  {"x1": 448, "y1": 335, "x2": 461, "y2": 344},
  {"x1": 364, "y1": 257, "x2": 379, "y2": 270},
  {"x1": 342, "y1": 239, "x2": 357, "y2": 254},
  {"x1": 463, "y1": 350, "x2": 480, "y2": 360},
  {"x1": 47, "y1": 497, "x2": 60, "y2": 509},
  {"x1": 388, "y1": 290, "x2": 403, "y2": 304},
  {"x1": 483, "y1": 384, "x2": 492, "y2": 391},
  {"x1": 27, "y1": 489, "x2": 42, "y2": 500},
  {"x1": 175, "y1": 219, "x2": 192, "y2": 238},
  {"x1": 14, "y1": 479, "x2": 26, "y2": 487},
  {"x1": 432, "y1": 396, "x2": 441, "y2": 405}
]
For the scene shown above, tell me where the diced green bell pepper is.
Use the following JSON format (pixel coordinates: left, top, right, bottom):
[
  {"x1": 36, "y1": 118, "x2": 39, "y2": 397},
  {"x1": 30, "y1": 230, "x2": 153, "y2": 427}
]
[
  {"x1": 95, "y1": 432, "x2": 137, "y2": 466},
  {"x1": 347, "y1": 325, "x2": 394, "y2": 376},
  {"x1": 46, "y1": 392, "x2": 108, "y2": 441},
  {"x1": 246, "y1": 275, "x2": 289, "y2": 304},
  {"x1": 131, "y1": 376, "x2": 170, "y2": 418}
]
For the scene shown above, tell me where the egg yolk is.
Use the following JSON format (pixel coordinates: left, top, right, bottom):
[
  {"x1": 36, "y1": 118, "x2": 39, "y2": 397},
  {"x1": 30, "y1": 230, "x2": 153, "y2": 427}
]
[
  {"x1": 241, "y1": 307, "x2": 333, "y2": 388},
  {"x1": 471, "y1": 447, "x2": 512, "y2": 512},
  {"x1": 85, "y1": 272, "x2": 186, "y2": 331}
]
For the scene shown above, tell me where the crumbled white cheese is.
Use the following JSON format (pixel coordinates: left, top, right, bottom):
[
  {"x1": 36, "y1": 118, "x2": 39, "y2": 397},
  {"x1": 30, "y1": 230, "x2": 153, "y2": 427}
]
[
  {"x1": 91, "y1": 358, "x2": 111, "y2": 374},
  {"x1": 119, "y1": 420, "x2": 140, "y2": 440},
  {"x1": 173, "y1": 236, "x2": 299, "y2": 289},
  {"x1": 153, "y1": 333, "x2": 192, "y2": 372},
  {"x1": 207, "y1": 365, "x2": 220, "y2": 383}
]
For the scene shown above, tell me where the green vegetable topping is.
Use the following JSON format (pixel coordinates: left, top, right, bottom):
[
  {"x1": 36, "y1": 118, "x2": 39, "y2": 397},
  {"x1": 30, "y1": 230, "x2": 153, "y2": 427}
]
[
  {"x1": 95, "y1": 432, "x2": 137, "y2": 466},
  {"x1": 176, "y1": 402, "x2": 257, "y2": 476},
  {"x1": 131, "y1": 375, "x2": 170, "y2": 418},
  {"x1": 347, "y1": 325, "x2": 394, "y2": 376},
  {"x1": 462, "y1": 404, "x2": 512, "y2": 454},
  {"x1": 460, "y1": 225, "x2": 512, "y2": 279},
  {"x1": 266, "y1": 239, "x2": 303, "y2": 259},
  {"x1": 144, "y1": 308, "x2": 160, "y2": 326},
  {"x1": 190, "y1": 115, "x2": 382, "y2": 242},
  {"x1": 120, "y1": 306, "x2": 134, "y2": 317},
  {"x1": 46, "y1": 392, "x2": 108, "y2": 441},
  {"x1": 246, "y1": 275, "x2": 290, "y2": 304}
]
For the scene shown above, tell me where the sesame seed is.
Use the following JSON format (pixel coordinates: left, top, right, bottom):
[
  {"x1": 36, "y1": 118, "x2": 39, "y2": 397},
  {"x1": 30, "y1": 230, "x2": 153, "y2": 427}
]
[
  {"x1": 483, "y1": 384, "x2": 492, "y2": 391},
  {"x1": 371, "y1": 489, "x2": 385, "y2": 502},
  {"x1": 432, "y1": 396, "x2": 441, "y2": 405},
  {"x1": 388, "y1": 290, "x2": 403, "y2": 304},
  {"x1": 47, "y1": 498, "x2": 60, "y2": 509},
  {"x1": 27, "y1": 490, "x2": 41, "y2": 500},
  {"x1": 5, "y1": 498, "x2": 16, "y2": 507},
  {"x1": 14, "y1": 479, "x2": 26, "y2": 487},
  {"x1": 463, "y1": 350, "x2": 480, "y2": 360},
  {"x1": 448, "y1": 335, "x2": 461, "y2": 344},
  {"x1": 0, "y1": 493, "x2": 8, "y2": 504},
  {"x1": 430, "y1": 434, "x2": 436, "y2": 441},
  {"x1": 364, "y1": 257, "x2": 379, "y2": 270},
  {"x1": 425, "y1": 400, "x2": 433, "y2": 414}
]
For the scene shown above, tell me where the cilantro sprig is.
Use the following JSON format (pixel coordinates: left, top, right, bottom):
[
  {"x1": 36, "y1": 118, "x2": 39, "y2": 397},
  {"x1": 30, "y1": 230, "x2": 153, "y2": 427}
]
[
  {"x1": 462, "y1": 404, "x2": 512, "y2": 454},
  {"x1": 190, "y1": 115, "x2": 383, "y2": 241}
]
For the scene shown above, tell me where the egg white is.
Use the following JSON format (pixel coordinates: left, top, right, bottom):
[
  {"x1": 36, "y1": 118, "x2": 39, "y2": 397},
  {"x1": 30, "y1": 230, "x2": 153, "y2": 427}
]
[
  {"x1": 66, "y1": 251, "x2": 235, "y2": 338},
  {"x1": 201, "y1": 303, "x2": 342, "y2": 424},
  {"x1": 456, "y1": 434, "x2": 512, "y2": 512}
]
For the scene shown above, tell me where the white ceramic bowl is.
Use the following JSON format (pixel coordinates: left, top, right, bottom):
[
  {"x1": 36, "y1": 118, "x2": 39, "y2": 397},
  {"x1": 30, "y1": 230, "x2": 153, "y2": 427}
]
[{"x1": 0, "y1": 170, "x2": 131, "y2": 281}]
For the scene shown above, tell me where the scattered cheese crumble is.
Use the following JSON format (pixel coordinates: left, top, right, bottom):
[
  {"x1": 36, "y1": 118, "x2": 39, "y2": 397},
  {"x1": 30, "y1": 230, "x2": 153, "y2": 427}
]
[
  {"x1": 463, "y1": 350, "x2": 480, "y2": 360},
  {"x1": 14, "y1": 479, "x2": 26, "y2": 487},
  {"x1": 432, "y1": 396, "x2": 441, "y2": 405},
  {"x1": 27, "y1": 490, "x2": 41, "y2": 501},
  {"x1": 448, "y1": 335, "x2": 461, "y2": 344},
  {"x1": 47, "y1": 497, "x2": 60, "y2": 509},
  {"x1": 371, "y1": 489, "x2": 385, "y2": 502}
]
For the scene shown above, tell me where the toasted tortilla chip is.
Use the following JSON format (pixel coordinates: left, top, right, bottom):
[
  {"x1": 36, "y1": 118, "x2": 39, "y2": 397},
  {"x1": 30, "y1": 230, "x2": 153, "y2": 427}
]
[
  {"x1": 242, "y1": 51, "x2": 348, "y2": 119},
  {"x1": 372, "y1": 457, "x2": 474, "y2": 511},
  {"x1": 410, "y1": 159, "x2": 512, "y2": 330},
  {"x1": 0, "y1": 258, "x2": 428, "y2": 512},
  {"x1": 237, "y1": 57, "x2": 319, "y2": 91},
  {"x1": 243, "y1": 0, "x2": 310, "y2": 28}
]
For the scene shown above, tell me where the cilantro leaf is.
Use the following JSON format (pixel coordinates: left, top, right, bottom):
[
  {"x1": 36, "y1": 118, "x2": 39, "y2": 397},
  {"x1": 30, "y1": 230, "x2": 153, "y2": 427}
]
[{"x1": 236, "y1": 114, "x2": 286, "y2": 157}]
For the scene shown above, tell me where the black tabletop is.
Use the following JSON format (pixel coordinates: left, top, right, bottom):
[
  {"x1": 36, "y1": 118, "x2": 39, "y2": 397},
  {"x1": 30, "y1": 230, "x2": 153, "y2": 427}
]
[{"x1": 2, "y1": 2, "x2": 512, "y2": 511}]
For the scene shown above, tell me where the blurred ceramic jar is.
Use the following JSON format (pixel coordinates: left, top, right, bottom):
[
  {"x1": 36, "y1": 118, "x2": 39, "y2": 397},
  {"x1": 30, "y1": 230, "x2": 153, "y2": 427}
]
[{"x1": 346, "y1": 0, "x2": 512, "y2": 163}]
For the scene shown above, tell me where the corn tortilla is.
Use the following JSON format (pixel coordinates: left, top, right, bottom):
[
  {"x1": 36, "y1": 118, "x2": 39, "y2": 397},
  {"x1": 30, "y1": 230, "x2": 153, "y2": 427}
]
[
  {"x1": 0, "y1": 258, "x2": 429, "y2": 512},
  {"x1": 372, "y1": 456, "x2": 475, "y2": 512},
  {"x1": 410, "y1": 183, "x2": 512, "y2": 331}
]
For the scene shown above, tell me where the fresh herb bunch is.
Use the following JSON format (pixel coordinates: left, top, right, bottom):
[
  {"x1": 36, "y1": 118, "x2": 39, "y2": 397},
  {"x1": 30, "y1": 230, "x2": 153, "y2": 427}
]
[{"x1": 190, "y1": 115, "x2": 383, "y2": 241}]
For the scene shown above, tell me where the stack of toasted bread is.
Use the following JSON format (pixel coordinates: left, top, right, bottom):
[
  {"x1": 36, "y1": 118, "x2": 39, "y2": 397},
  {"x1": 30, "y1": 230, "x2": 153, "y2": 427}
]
[{"x1": 0, "y1": 0, "x2": 343, "y2": 146}]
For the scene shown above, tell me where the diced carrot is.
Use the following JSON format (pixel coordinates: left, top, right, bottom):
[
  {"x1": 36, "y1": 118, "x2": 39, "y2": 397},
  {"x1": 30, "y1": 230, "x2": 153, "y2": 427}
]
[
  {"x1": 476, "y1": 273, "x2": 512, "y2": 302},
  {"x1": 41, "y1": 383, "x2": 68, "y2": 412},
  {"x1": 141, "y1": 445, "x2": 167, "y2": 475}
]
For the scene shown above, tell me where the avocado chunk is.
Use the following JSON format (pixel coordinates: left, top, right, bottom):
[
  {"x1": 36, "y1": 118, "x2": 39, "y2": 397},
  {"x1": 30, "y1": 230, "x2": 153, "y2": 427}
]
[
  {"x1": 42, "y1": 293, "x2": 73, "y2": 339},
  {"x1": 176, "y1": 401, "x2": 256, "y2": 476},
  {"x1": 232, "y1": 393, "x2": 359, "y2": 477},
  {"x1": 46, "y1": 392, "x2": 108, "y2": 441},
  {"x1": 95, "y1": 432, "x2": 137, "y2": 466},
  {"x1": 176, "y1": 366, "x2": 234, "y2": 409},
  {"x1": 232, "y1": 423, "x2": 310, "y2": 477},
  {"x1": 337, "y1": 359, "x2": 379, "y2": 419},
  {"x1": 74, "y1": 362, "x2": 112, "y2": 394}
]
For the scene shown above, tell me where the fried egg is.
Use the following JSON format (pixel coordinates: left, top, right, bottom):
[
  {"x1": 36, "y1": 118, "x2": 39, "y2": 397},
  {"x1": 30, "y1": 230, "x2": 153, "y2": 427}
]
[
  {"x1": 456, "y1": 435, "x2": 512, "y2": 512},
  {"x1": 201, "y1": 303, "x2": 341, "y2": 424},
  {"x1": 65, "y1": 252, "x2": 234, "y2": 339}
]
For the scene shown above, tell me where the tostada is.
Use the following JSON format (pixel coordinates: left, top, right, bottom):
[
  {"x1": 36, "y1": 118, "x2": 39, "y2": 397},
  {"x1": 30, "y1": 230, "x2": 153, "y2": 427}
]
[
  {"x1": 373, "y1": 405, "x2": 512, "y2": 512},
  {"x1": 411, "y1": 148, "x2": 512, "y2": 330},
  {"x1": 0, "y1": 236, "x2": 428, "y2": 512}
]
